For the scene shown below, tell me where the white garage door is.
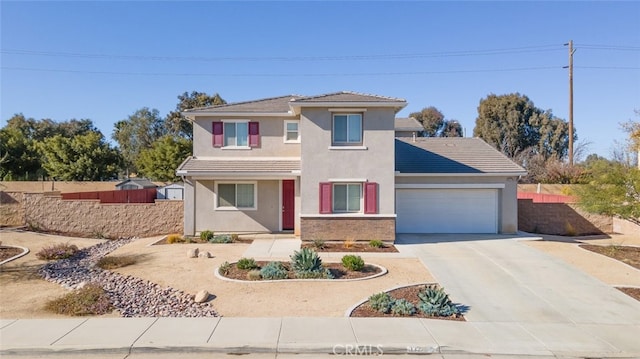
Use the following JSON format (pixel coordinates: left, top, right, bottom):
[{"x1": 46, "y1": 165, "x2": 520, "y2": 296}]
[{"x1": 396, "y1": 188, "x2": 498, "y2": 233}]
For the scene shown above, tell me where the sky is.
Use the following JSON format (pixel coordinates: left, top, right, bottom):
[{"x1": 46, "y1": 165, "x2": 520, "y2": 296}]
[{"x1": 1, "y1": 1, "x2": 639, "y2": 159}]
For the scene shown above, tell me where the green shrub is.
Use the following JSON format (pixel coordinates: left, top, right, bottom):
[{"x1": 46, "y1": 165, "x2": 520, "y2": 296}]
[
  {"x1": 96, "y1": 255, "x2": 137, "y2": 270},
  {"x1": 36, "y1": 243, "x2": 79, "y2": 260},
  {"x1": 260, "y1": 261, "x2": 288, "y2": 280},
  {"x1": 231, "y1": 233, "x2": 239, "y2": 242},
  {"x1": 200, "y1": 230, "x2": 214, "y2": 241},
  {"x1": 237, "y1": 257, "x2": 258, "y2": 270},
  {"x1": 45, "y1": 284, "x2": 113, "y2": 316},
  {"x1": 246, "y1": 269, "x2": 262, "y2": 281},
  {"x1": 218, "y1": 261, "x2": 231, "y2": 275},
  {"x1": 166, "y1": 234, "x2": 184, "y2": 244},
  {"x1": 368, "y1": 292, "x2": 395, "y2": 313},
  {"x1": 341, "y1": 255, "x2": 365, "y2": 271},
  {"x1": 391, "y1": 298, "x2": 416, "y2": 316},
  {"x1": 209, "y1": 234, "x2": 233, "y2": 243},
  {"x1": 312, "y1": 239, "x2": 326, "y2": 250},
  {"x1": 417, "y1": 285, "x2": 461, "y2": 317},
  {"x1": 369, "y1": 239, "x2": 384, "y2": 248},
  {"x1": 295, "y1": 268, "x2": 334, "y2": 279},
  {"x1": 290, "y1": 248, "x2": 323, "y2": 273}
]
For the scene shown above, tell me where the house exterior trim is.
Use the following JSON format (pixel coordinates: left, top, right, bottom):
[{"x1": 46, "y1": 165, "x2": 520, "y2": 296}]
[
  {"x1": 395, "y1": 183, "x2": 506, "y2": 189},
  {"x1": 395, "y1": 172, "x2": 526, "y2": 177}
]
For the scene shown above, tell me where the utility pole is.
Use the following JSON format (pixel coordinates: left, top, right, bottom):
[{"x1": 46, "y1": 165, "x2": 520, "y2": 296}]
[{"x1": 564, "y1": 40, "x2": 576, "y2": 166}]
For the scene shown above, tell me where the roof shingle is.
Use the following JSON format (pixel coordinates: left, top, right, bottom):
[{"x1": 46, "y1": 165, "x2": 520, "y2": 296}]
[
  {"x1": 184, "y1": 95, "x2": 302, "y2": 114},
  {"x1": 177, "y1": 157, "x2": 300, "y2": 174},
  {"x1": 395, "y1": 138, "x2": 526, "y2": 175},
  {"x1": 394, "y1": 117, "x2": 423, "y2": 131},
  {"x1": 292, "y1": 91, "x2": 406, "y2": 103}
]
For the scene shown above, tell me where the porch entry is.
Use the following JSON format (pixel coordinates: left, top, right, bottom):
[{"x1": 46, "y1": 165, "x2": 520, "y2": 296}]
[{"x1": 282, "y1": 180, "x2": 295, "y2": 230}]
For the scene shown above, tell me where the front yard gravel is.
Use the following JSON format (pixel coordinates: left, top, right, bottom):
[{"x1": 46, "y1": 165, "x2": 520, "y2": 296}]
[{"x1": 38, "y1": 238, "x2": 218, "y2": 317}]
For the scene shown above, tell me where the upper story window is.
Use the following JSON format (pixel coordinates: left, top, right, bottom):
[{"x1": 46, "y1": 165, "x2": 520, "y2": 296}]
[
  {"x1": 332, "y1": 114, "x2": 362, "y2": 145},
  {"x1": 284, "y1": 120, "x2": 300, "y2": 143},
  {"x1": 213, "y1": 121, "x2": 260, "y2": 148},
  {"x1": 225, "y1": 121, "x2": 248, "y2": 147}
]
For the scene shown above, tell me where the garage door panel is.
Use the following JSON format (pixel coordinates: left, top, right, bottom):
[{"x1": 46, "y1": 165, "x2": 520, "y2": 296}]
[{"x1": 396, "y1": 189, "x2": 498, "y2": 234}]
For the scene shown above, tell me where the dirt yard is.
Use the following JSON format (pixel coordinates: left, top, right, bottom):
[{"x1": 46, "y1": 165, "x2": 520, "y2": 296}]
[
  {"x1": 0, "y1": 230, "x2": 118, "y2": 318},
  {"x1": 524, "y1": 233, "x2": 640, "y2": 288},
  {"x1": 0, "y1": 229, "x2": 433, "y2": 318},
  {"x1": 2, "y1": 228, "x2": 638, "y2": 319}
]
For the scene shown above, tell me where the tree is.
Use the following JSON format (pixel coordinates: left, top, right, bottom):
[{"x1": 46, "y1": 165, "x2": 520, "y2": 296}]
[
  {"x1": 0, "y1": 126, "x2": 41, "y2": 180},
  {"x1": 112, "y1": 107, "x2": 165, "y2": 174},
  {"x1": 440, "y1": 120, "x2": 463, "y2": 137},
  {"x1": 620, "y1": 110, "x2": 640, "y2": 168},
  {"x1": 1, "y1": 114, "x2": 99, "y2": 180},
  {"x1": 136, "y1": 135, "x2": 191, "y2": 182},
  {"x1": 575, "y1": 159, "x2": 640, "y2": 221},
  {"x1": 39, "y1": 132, "x2": 121, "y2": 180},
  {"x1": 165, "y1": 91, "x2": 226, "y2": 139},
  {"x1": 409, "y1": 106, "x2": 463, "y2": 137},
  {"x1": 473, "y1": 93, "x2": 574, "y2": 160}
]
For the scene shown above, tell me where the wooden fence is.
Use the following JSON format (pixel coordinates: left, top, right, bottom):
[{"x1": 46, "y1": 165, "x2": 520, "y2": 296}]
[{"x1": 61, "y1": 188, "x2": 157, "y2": 203}]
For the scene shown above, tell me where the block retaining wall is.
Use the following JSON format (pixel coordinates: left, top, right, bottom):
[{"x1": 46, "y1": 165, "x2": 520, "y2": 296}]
[
  {"x1": 23, "y1": 193, "x2": 183, "y2": 238},
  {"x1": 518, "y1": 199, "x2": 612, "y2": 235}
]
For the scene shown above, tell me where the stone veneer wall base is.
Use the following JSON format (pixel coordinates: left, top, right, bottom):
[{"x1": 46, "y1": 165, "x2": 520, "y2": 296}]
[{"x1": 300, "y1": 217, "x2": 395, "y2": 242}]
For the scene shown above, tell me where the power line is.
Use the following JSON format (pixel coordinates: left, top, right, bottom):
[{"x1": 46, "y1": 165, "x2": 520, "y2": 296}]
[
  {"x1": 575, "y1": 44, "x2": 640, "y2": 51},
  {"x1": 0, "y1": 45, "x2": 564, "y2": 62},
  {"x1": 1, "y1": 65, "x2": 564, "y2": 77}
]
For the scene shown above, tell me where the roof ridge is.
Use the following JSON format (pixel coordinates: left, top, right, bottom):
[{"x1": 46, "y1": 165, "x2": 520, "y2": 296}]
[
  {"x1": 294, "y1": 91, "x2": 405, "y2": 102},
  {"x1": 187, "y1": 94, "x2": 303, "y2": 111}
]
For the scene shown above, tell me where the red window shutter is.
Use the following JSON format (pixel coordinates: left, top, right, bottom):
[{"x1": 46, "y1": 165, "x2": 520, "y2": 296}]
[
  {"x1": 212, "y1": 122, "x2": 223, "y2": 147},
  {"x1": 249, "y1": 122, "x2": 260, "y2": 147},
  {"x1": 364, "y1": 182, "x2": 378, "y2": 214},
  {"x1": 319, "y1": 182, "x2": 332, "y2": 214}
]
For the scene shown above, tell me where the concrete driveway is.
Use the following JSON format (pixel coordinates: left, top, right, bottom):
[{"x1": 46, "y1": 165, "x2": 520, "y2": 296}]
[{"x1": 395, "y1": 233, "x2": 640, "y2": 354}]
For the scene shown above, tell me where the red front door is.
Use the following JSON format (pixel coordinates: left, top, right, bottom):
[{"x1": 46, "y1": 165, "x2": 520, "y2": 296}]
[{"x1": 282, "y1": 180, "x2": 295, "y2": 230}]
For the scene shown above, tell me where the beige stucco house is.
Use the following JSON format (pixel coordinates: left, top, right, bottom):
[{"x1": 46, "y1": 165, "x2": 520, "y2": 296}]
[{"x1": 177, "y1": 91, "x2": 526, "y2": 241}]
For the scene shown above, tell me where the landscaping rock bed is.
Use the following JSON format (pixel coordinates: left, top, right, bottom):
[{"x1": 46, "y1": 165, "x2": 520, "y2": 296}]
[
  {"x1": 39, "y1": 238, "x2": 218, "y2": 317},
  {"x1": 219, "y1": 260, "x2": 385, "y2": 282},
  {"x1": 349, "y1": 284, "x2": 466, "y2": 320}
]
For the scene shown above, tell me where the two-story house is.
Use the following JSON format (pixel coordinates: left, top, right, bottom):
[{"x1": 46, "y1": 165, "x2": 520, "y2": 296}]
[{"x1": 177, "y1": 91, "x2": 526, "y2": 241}]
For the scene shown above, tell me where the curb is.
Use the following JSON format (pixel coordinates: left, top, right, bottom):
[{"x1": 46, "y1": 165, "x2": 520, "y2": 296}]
[{"x1": 0, "y1": 245, "x2": 29, "y2": 265}]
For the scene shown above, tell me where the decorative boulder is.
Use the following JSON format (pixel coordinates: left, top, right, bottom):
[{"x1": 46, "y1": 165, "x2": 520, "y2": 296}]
[
  {"x1": 187, "y1": 248, "x2": 199, "y2": 258},
  {"x1": 194, "y1": 290, "x2": 209, "y2": 303},
  {"x1": 198, "y1": 251, "x2": 211, "y2": 259}
]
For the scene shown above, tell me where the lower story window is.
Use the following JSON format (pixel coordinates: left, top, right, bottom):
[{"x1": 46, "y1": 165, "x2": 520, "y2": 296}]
[
  {"x1": 333, "y1": 183, "x2": 362, "y2": 212},
  {"x1": 217, "y1": 182, "x2": 256, "y2": 209}
]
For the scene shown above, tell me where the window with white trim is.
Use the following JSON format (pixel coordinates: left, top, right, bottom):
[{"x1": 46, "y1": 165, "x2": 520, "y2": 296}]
[
  {"x1": 224, "y1": 121, "x2": 249, "y2": 147},
  {"x1": 216, "y1": 182, "x2": 256, "y2": 210},
  {"x1": 332, "y1": 183, "x2": 362, "y2": 213},
  {"x1": 284, "y1": 121, "x2": 300, "y2": 143},
  {"x1": 213, "y1": 121, "x2": 260, "y2": 148},
  {"x1": 332, "y1": 114, "x2": 362, "y2": 145}
]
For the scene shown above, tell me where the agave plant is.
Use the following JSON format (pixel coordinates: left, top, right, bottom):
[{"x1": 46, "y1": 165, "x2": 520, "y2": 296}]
[
  {"x1": 417, "y1": 285, "x2": 461, "y2": 317},
  {"x1": 290, "y1": 247, "x2": 323, "y2": 273}
]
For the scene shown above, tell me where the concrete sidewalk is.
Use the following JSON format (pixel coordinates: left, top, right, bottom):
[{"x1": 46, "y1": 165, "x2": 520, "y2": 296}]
[{"x1": 2, "y1": 316, "x2": 639, "y2": 358}]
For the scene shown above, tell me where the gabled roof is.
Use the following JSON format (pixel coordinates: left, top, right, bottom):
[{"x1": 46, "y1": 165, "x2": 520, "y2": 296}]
[
  {"x1": 183, "y1": 95, "x2": 302, "y2": 115},
  {"x1": 182, "y1": 91, "x2": 407, "y2": 116},
  {"x1": 176, "y1": 157, "x2": 300, "y2": 176},
  {"x1": 292, "y1": 91, "x2": 405, "y2": 104},
  {"x1": 115, "y1": 178, "x2": 157, "y2": 188},
  {"x1": 395, "y1": 137, "x2": 527, "y2": 175},
  {"x1": 395, "y1": 117, "x2": 423, "y2": 132}
]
